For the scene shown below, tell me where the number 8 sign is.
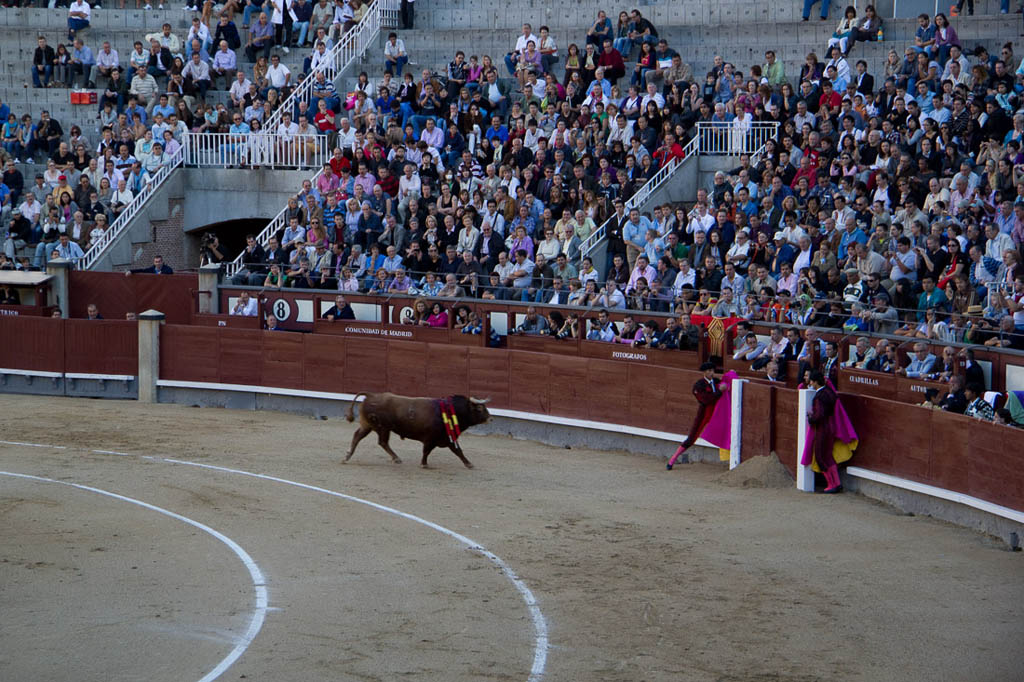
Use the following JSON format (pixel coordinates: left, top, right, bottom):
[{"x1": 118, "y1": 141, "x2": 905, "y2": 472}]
[{"x1": 272, "y1": 299, "x2": 292, "y2": 322}]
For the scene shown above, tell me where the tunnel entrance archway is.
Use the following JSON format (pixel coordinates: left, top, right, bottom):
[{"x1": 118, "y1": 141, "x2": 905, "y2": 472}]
[{"x1": 184, "y1": 218, "x2": 272, "y2": 268}]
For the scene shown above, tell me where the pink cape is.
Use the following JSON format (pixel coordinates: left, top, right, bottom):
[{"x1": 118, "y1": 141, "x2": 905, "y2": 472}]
[
  {"x1": 699, "y1": 370, "x2": 738, "y2": 450},
  {"x1": 800, "y1": 381, "x2": 859, "y2": 467}
]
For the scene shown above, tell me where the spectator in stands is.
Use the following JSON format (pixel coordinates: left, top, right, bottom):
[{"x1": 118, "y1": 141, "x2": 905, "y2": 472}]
[
  {"x1": 246, "y1": 12, "x2": 275, "y2": 62},
  {"x1": 383, "y1": 32, "x2": 407, "y2": 77},
  {"x1": 32, "y1": 36, "x2": 56, "y2": 89},
  {"x1": 67, "y1": 0, "x2": 91, "y2": 42},
  {"x1": 963, "y1": 382, "x2": 994, "y2": 420},
  {"x1": 230, "y1": 290, "x2": 259, "y2": 316}
]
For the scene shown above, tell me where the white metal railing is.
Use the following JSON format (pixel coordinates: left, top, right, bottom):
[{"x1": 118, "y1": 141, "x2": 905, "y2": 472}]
[
  {"x1": 80, "y1": 140, "x2": 188, "y2": 270},
  {"x1": 264, "y1": 0, "x2": 399, "y2": 132},
  {"x1": 183, "y1": 131, "x2": 329, "y2": 169},
  {"x1": 696, "y1": 121, "x2": 779, "y2": 156},
  {"x1": 225, "y1": 163, "x2": 328, "y2": 277},
  {"x1": 580, "y1": 135, "x2": 697, "y2": 258},
  {"x1": 226, "y1": 198, "x2": 292, "y2": 278}
]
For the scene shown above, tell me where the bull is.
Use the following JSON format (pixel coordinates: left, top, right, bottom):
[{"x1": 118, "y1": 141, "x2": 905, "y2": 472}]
[{"x1": 344, "y1": 392, "x2": 491, "y2": 468}]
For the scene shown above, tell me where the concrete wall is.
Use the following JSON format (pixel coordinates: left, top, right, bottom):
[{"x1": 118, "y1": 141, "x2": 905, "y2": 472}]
[{"x1": 181, "y1": 168, "x2": 313, "y2": 233}]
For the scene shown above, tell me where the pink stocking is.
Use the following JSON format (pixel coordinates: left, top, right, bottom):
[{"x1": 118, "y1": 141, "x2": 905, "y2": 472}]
[
  {"x1": 825, "y1": 465, "x2": 841, "y2": 491},
  {"x1": 667, "y1": 445, "x2": 686, "y2": 467}
]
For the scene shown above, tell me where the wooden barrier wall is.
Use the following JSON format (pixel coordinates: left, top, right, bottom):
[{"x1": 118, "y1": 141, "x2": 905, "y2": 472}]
[
  {"x1": 159, "y1": 324, "x2": 704, "y2": 435},
  {"x1": 842, "y1": 395, "x2": 1023, "y2": 511},
  {"x1": 3, "y1": 307, "x2": 1023, "y2": 514},
  {"x1": 0, "y1": 316, "x2": 137, "y2": 376},
  {"x1": 69, "y1": 271, "x2": 195, "y2": 323}
]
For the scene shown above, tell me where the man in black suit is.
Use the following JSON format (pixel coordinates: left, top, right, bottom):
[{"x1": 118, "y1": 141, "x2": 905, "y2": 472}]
[
  {"x1": 472, "y1": 222, "x2": 505, "y2": 273},
  {"x1": 127, "y1": 255, "x2": 174, "y2": 275},
  {"x1": 854, "y1": 59, "x2": 874, "y2": 96},
  {"x1": 232, "y1": 234, "x2": 266, "y2": 285},
  {"x1": 322, "y1": 294, "x2": 355, "y2": 321}
]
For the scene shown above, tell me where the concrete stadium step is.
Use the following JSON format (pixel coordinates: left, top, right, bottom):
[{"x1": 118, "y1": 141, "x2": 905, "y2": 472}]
[
  {"x1": 0, "y1": 7, "x2": 208, "y2": 32},
  {"x1": 397, "y1": 2, "x2": 1016, "y2": 31}
]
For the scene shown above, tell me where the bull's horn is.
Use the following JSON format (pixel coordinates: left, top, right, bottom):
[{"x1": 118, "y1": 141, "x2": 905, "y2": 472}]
[{"x1": 470, "y1": 397, "x2": 491, "y2": 404}]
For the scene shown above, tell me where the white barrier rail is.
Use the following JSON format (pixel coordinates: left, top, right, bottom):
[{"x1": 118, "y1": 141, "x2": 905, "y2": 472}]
[
  {"x1": 580, "y1": 136, "x2": 696, "y2": 258},
  {"x1": 580, "y1": 121, "x2": 778, "y2": 259},
  {"x1": 183, "y1": 131, "x2": 329, "y2": 169},
  {"x1": 696, "y1": 121, "x2": 779, "y2": 156},
  {"x1": 264, "y1": 0, "x2": 399, "y2": 132}
]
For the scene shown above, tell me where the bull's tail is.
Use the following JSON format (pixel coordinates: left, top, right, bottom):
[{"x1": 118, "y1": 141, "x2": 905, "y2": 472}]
[{"x1": 346, "y1": 393, "x2": 368, "y2": 422}]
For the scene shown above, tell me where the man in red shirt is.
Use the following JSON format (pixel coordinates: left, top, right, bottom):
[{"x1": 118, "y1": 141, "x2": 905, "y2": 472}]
[
  {"x1": 652, "y1": 132, "x2": 685, "y2": 168},
  {"x1": 818, "y1": 79, "x2": 842, "y2": 115},
  {"x1": 597, "y1": 38, "x2": 626, "y2": 84}
]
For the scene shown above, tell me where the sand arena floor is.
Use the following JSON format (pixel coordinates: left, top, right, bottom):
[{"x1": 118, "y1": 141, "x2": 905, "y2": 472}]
[{"x1": 0, "y1": 395, "x2": 1021, "y2": 682}]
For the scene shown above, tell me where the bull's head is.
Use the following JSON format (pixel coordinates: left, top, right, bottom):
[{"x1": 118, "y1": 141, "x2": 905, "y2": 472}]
[{"x1": 467, "y1": 396, "x2": 491, "y2": 425}]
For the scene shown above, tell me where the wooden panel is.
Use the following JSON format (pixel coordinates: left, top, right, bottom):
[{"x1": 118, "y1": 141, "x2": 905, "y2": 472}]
[
  {"x1": 627, "y1": 364, "x2": 674, "y2": 431},
  {"x1": 895, "y1": 376, "x2": 948, "y2": 404},
  {"x1": 192, "y1": 313, "x2": 261, "y2": 329},
  {"x1": 217, "y1": 328, "x2": 263, "y2": 386},
  {"x1": 132, "y1": 274, "x2": 195, "y2": 323},
  {"x1": 547, "y1": 355, "x2": 591, "y2": 420},
  {"x1": 64, "y1": 320, "x2": 137, "y2": 376},
  {"x1": 386, "y1": 340, "x2": 428, "y2": 397},
  {"x1": 0, "y1": 316, "x2": 65, "y2": 373},
  {"x1": 159, "y1": 324, "x2": 220, "y2": 382},
  {"x1": 927, "y1": 411, "x2": 969, "y2": 494},
  {"x1": 579, "y1": 339, "x2": 696, "y2": 370},
  {"x1": 966, "y1": 418, "x2": 1024, "y2": 509},
  {"x1": 68, "y1": 271, "x2": 193, "y2": 323},
  {"x1": 838, "y1": 368, "x2": 896, "y2": 400},
  {"x1": 425, "y1": 343, "x2": 470, "y2": 399},
  {"x1": 302, "y1": 334, "x2": 346, "y2": 393},
  {"x1": 68, "y1": 271, "x2": 135, "y2": 321},
  {"x1": 585, "y1": 359, "x2": 630, "y2": 425},
  {"x1": 508, "y1": 351, "x2": 552, "y2": 414},
  {"x1": 341, "y1": 337, "x2": 388, "y2": 394},
  {"x1": 260, "y1": 331, "x2": 305, "y2": 389},
  {"x1": 507, "y1": 334, "x2": 580, "y2": 356},
  {"x1": 773, "y1": 386, "x2": 799, "y2": 476},
  {"x1": 741, "y1": 381, "x2": 774, "y2": 460},
  {"x1": 468, "y1": 347, "x2": 509, "y2": 408}
]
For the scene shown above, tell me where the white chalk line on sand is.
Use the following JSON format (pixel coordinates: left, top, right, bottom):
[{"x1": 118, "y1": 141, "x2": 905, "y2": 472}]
[
  {"x1": 0, "y1": 471, "x2": 268, "y2": 682},
  {"x1": 1, "y1": 439, "x2": 550, "y2": 681}
]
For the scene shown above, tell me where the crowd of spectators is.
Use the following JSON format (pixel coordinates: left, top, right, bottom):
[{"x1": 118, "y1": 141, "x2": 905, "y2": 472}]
[{"x1": 2, "y1": 2, "x2": 1024, "y2": 418}]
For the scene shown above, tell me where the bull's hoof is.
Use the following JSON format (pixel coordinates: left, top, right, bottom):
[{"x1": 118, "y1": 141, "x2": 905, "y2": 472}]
[
  {"x1": 464, "y1": 462, "x2": 475, "y2": 469},
  {"x1": 392, "y1": 457, "x2": 402, "y2": 464},
  {"x1": 420, "y1": 464, "x2": 430, "y2": 469}
]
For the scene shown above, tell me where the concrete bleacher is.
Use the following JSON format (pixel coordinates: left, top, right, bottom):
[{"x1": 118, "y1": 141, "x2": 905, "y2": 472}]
[
  {"x1": 0, "y1": 8, "x2": 306, "y2": 143},
  {"x1": 381, "y1": 13, "x2": 1020, "y2": 93}
]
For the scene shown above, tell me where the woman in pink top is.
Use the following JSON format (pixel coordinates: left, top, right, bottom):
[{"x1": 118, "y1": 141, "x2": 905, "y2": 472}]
[{"x1": 426, "y1": 302, "x2": 449, "y2": 328}]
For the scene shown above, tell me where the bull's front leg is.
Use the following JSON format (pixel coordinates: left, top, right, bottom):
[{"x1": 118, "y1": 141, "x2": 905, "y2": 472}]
[{"x1": 450, "y1": 443, "x2": 474, "y2": 469}]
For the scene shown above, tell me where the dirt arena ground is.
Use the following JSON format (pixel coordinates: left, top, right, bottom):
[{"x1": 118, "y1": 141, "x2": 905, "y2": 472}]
[{"x1": 1, "y1": 396, "x2": 1022, "y2": 682}]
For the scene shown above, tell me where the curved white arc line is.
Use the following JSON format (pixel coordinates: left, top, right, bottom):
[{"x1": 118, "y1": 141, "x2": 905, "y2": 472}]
[
  {"x1": 158, "y1": 457, "x2": 550, "y2": 682},
  {"x1": 0, "y1": 471, "x2": 268, "y2": 682}
]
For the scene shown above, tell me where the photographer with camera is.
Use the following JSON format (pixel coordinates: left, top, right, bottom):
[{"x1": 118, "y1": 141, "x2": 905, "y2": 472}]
[{"x1": 199, "y1": 231, "x2": 228, "y2": 269}]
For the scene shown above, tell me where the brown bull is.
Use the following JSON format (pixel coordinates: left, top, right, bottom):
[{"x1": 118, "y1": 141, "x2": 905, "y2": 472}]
[{"x1": 344, "y1": 392, "x2": 491, "y2": 468}]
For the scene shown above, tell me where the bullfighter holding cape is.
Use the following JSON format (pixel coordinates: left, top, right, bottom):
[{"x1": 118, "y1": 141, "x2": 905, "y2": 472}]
[
  {"x1": 667, "y1": 363, "x2": 737, "y2": 470},
  {"x1": 803, "y1": 371, "x2": 858, "y2": 493}
]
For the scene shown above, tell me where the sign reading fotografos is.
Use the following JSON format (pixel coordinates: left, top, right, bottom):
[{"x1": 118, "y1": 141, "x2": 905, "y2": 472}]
[{"x1": 344, "y1": 326, "x2": 413, "y2": 338}]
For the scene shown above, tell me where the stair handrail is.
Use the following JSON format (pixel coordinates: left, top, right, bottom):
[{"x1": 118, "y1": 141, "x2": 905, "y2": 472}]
[
  {"x1": 80, "y1": 136, "x2": 188, "y2": 270},
  {"x1": 263, "y1": 0, "x2": 399, "y2": 133},
  {"x1": 580, "y1": 135, "x2": 697, "y2": 258}
]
